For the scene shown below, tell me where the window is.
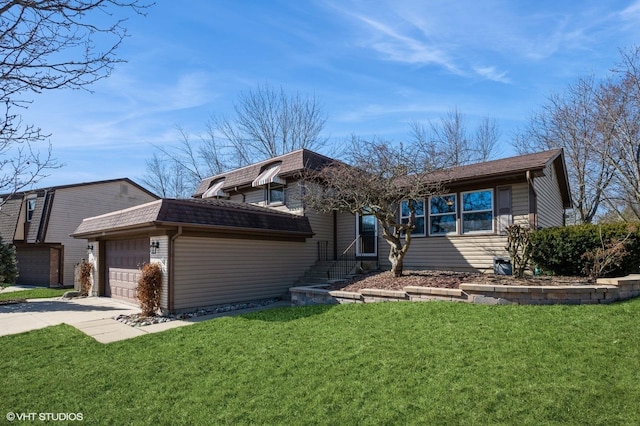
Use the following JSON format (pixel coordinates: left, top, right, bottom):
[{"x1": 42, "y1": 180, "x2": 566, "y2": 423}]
[
  {"x1": 400, "y1": 200, "x2": 425, "y2": 236},
  {"x1": 203, "y1": 179, "x2": 227, "y2": 198},
  {"x1": 462, "y1": 189, "x2": 494, "y2": 234},
  {"x1": 429, "y1": 194, "x2": 457, "y2": 235},
  {"x1": 267, "y1": 183, "x2": 285, "y2": 205},
  {"x1": 26, "y1": 198, "x2": 36, "y2": 222}
]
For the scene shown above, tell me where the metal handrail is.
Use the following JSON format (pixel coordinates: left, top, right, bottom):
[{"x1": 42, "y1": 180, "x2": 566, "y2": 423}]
[{"x1": 327, "y1": 236, "x2": 360, "y2": 281}]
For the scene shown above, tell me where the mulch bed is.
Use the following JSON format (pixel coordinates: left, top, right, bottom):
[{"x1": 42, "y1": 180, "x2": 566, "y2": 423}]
[{"x1": 328, "y1": 270, "x2": 595, "y2": 293}]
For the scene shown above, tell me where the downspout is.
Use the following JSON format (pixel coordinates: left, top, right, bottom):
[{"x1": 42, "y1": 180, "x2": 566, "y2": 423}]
[
  {"x1": 169, "y1": 226, "x2": 183, "y2": 313},
  {"x1": 526, "y1": 171, "x2": 538, "y2": 229},
  {"x1": 333, "y1": 210, "x2": 337, "y2": 260}
]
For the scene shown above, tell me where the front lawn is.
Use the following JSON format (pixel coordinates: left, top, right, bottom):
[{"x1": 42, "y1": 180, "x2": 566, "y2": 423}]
[
  {"x1": 1, "y1": 301, "x2": 639, "y2": 425},
  {"x1": 0, "y1": 288, "x2": 68, "y2": 302}
]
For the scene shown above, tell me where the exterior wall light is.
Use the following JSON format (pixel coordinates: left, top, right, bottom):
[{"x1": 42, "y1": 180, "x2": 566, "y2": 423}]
[{"x1": 150, "y1": 241, "x2": 160, "y2": 254}]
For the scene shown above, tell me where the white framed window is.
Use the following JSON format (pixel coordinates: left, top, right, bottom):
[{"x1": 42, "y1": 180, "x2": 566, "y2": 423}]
[
  {"x1": 267, "y1": 183, "x2": 285, "y2": 205},
  {"x1": 429, "y1": 194, "x2": 457, "y2": 235},
  {"x1": 462, "y1": 189, "x2": 494, "y2": 234},
  {"x1": 400, "y1": 199, "x2": 425, "y2": 236}
]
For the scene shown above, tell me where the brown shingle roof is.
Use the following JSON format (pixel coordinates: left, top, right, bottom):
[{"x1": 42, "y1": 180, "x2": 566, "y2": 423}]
[
  {"x1": 72, "y1": 198, "x2": 313, "y2": 238},
  {"x1": 192, "y1": 148, "x2": 571, "y2": 208},
  {"x1": 429, "y1": 149, "x2": 565, "y2": 182},
  {"x1": 193, "y1": 148, "x2": 336, "y2": 197},
  {"x1": 431, "y1": 148, "x2": 571, "y2": 208}
]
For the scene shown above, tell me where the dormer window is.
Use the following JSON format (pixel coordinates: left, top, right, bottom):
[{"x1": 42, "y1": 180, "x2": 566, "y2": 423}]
[
  {"x1": 26, "y1": 197, "x2": 36, "y2": 222},
  {"x1": 203, "y1": 178, "x2": 227, "y2": 198},
  {"x1": 252, "y1": 162, "x2": 286, "y2": 206},
  {"x1": 252, "y1": 162, "x2": 285, "y2": 187}
]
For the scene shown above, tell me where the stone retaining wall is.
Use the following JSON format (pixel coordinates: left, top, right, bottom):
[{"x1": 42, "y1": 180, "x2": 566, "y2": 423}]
[{"x1": 290, "y1": 275, "x2": 640, "y2": 306}]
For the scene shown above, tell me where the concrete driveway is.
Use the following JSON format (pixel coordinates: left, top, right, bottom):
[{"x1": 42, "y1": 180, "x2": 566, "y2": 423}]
[
  {"x1": 0, "y1": 297, "x2": 140, "y2": 339},
  {"x1": 1, "y1": 295, "x2": 289, "y2": 343}
]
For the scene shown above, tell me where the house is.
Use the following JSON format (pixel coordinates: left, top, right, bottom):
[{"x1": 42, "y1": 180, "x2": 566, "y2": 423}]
[
  {"x1": 0, "y1": 179, "x2": 158, "y2": 286},
  {"x1": 71, "y1": 148, "x2": 571, "y2": 313}
]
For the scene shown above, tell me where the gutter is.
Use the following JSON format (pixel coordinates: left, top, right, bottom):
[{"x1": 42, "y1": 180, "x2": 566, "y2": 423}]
[{"x1": 526, "y1": 170, "x2": 538, "y2": 228}]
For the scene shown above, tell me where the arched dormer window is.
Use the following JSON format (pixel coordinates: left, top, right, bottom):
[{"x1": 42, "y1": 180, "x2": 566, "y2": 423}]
[
  {"x1": 202, "y1": 178, "x2": 228, "y2": 198},
  {"x1": 251, "y1": 162, "x2": 285, "y2": 187},
  {"x1": 252, "y1": 162, "x2": 286, "y2": 205}
]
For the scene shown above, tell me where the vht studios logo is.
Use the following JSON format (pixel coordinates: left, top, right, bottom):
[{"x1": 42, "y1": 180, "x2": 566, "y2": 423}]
[{"x1": 6, "y1": 412, "x2": 84, "y2": 422}]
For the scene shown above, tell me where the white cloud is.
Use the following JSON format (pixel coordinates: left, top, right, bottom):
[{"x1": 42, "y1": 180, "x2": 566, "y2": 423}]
[
  {"x1": 472, "y1": 66, "x2": 511, "y2": 84},
  {"x1": 352, "y1": 14, "x2": 460, "y2": 72},
  {"x1": 619, "y1": 0, "x2": 640, "y2": 19}
]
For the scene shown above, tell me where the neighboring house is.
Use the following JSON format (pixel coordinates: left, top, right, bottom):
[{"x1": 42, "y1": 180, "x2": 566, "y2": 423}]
[
  {"x1": 72, "y1": 148, "x2": 571, "y2": 313},
  {"x1": 0, "y1": 179, "x2": 158, "y2": 286}
]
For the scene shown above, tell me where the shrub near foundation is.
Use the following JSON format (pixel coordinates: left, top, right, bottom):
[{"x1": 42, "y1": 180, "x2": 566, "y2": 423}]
[
  {"x1": 531, "y1": 222, "x2": 640, "y2": 277},
  {"x1": 136, "y1": 263, "x2": 162, "y2": 316},
  {"x1": 78, "y1": 260, "x2": 93, "y2": 296}
]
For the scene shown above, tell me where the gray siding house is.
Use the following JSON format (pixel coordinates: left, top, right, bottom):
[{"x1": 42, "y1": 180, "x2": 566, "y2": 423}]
[
  {"x1": 72, "y1": 148, "x2": 571, "y2": 313},
  {"x1": 0, "y1": 179, "x2": 158, "y2": 286}
]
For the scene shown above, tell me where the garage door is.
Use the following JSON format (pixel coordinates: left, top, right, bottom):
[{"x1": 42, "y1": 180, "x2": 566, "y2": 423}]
[
  {"x1": 105, "y1": 238, "x2": 149, "y2": 303},
  {"x1": 16, "y1": 247, "x2": 52, "y2": 286}
]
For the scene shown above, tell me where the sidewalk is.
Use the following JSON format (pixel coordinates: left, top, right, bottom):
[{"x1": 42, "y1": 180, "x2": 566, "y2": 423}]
[
  {"x1": 0, "y1": 297, "x2": 139, "y2": 339},
  {"x1": 0, "y1": 296, "x2": 289, "y2": 343}
]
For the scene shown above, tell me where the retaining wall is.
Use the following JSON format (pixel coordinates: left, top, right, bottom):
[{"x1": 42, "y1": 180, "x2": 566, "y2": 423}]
[{"x1": 290, "y1": 275, "x2": 640, "y2": 306}]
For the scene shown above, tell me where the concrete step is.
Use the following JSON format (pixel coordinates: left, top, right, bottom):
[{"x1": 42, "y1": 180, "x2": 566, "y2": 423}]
[{"x1": 299, "y1": 276, "x2": 329, "y2": 284}]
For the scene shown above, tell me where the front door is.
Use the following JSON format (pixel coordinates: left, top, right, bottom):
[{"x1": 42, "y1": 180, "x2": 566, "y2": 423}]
[{"x1": 356, "y1": 213, "x2": 377, "y2": 257}]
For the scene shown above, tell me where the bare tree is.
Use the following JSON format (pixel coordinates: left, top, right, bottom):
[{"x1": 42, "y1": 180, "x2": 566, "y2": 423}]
[
  {"x1": 431, "y1": 108, "x2": 471, "y2": 166},
  {"x1": 513, "y1": 75, "x2": 616, "y2": 224},
  {"x1": 215, "y1": 84, "x2": 328, "y2": 164},
  {"x1": 410, "y1": 108, "x2": 500, "y2": 167},
  {"x1": 143, "y1": 84, "x2": 329, "y2": 196},
  {"x1": 303, "y1": 137, "x2": 445, "y2": 277},
  {"x1": 0, "y1": 0, "x2": 150, "y2": 198},
  {"x1": 474, "y1": 116, "x2": 502, "y2": 162},
  {"x1": 143, "y1": 127, "x2": 227, "y2": 198},
  {"x1": 602, "y1": 46, "x2": 640, "y2": 220}
]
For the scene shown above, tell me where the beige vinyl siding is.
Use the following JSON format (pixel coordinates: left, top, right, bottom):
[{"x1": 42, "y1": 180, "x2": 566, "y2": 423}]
[
  {"x1": 244, "y1": 188, "x2": 264, "y2": 205},
  {"x1": 45, "y1": 181, "x2": 157, "y2": 286},
  {"x1": 284, "y1": 183, "x2": 304, "y2": 213},
  {"x1": 229, "y1": 193, "x2": 244, "y2": 202},
  {"x1": 172, "y1": 236, "x2": 316, "y2": 311},
  {"x1": 381, "y1": 234, "x2": 509, "y2": 273},
  {"x1": 534, "y1": 163, "x2": 564, "y2": 228},
  {"x1": 336, "y1": 211, "x2": 355, "y2": 254},
  {"x1": 150, "y1": 235, "x2": 170, "y2": 311},
  {"x1": 512, "y1": 182, "x2": 530, "y2": 227},
  {"x1": 305, "y1": 210, "x2": 333, "y2": 242}
]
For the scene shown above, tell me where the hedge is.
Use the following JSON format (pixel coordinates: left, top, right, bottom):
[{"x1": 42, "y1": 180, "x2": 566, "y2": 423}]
[{"x1": 530, "y1": 222, "x2": 640, "y2": 277}]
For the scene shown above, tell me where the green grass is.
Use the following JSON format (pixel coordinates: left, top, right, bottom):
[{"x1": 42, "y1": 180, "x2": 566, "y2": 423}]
[
  {"x1": 2, "y1": 301, "x2": 640, "y2": 425},
  {"x1": 0, "y1": 288, "x2": 67, "y2": 301}
]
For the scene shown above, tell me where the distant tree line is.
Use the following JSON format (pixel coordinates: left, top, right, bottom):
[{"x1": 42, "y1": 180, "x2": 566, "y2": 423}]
[{"x1": 514, "y1": 46, "x2": 640, "y2": 224}]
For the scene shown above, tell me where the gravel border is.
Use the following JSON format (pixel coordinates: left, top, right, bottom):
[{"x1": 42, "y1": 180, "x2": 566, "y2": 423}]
[{"x1": 113, "y1": 298, "x2": 282, "y2": 327}]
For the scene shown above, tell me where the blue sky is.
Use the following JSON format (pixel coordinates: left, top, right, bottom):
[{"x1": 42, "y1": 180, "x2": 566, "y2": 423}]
[{"x1": 20, "y1": 0, "x2": 640, "y2": 189}]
